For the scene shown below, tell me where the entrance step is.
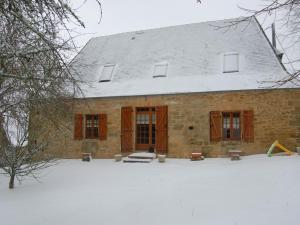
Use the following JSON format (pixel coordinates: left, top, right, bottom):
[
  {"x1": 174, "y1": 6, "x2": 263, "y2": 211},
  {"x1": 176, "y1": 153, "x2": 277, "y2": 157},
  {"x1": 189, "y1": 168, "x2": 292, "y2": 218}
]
[
  {"x1": 123, "y1": 157, "x2": 152, "y2": 163},
  {"x1": 127, "y1": 152, "x2": 156, "y2": 160}
]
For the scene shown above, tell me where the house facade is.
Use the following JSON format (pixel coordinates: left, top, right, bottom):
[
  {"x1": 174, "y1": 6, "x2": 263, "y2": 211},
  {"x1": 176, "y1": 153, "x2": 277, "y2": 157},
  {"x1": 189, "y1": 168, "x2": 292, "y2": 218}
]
[{"x1": 44, "y1": 17, "x2": 300, "y2": 158}]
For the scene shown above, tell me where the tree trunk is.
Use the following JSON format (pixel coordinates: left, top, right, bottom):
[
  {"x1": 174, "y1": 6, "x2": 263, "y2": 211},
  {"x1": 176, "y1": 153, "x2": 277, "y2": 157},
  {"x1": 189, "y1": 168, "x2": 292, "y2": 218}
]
[{"x1": 9, "y1": 174, "x2": 15, "y2": 189}]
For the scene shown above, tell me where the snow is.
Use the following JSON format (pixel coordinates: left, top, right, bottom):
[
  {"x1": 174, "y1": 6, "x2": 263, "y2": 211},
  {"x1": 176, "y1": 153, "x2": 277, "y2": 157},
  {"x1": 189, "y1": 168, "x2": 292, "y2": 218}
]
[
  {"x1": 1, "y1": 155, "x2": 300, "y2": 225},
  {"x1": 128, "y1": 152, "x2": 156, "y2": 159},
  {"x1": 70, "y1": 17, "x2": 297, "y2": 98},
  {"x1": 123, "y1": 157, "x2": 152, "y2": 163},
  {"x1": 81, "y1": 73, "x2": 295, "y2": 98}
]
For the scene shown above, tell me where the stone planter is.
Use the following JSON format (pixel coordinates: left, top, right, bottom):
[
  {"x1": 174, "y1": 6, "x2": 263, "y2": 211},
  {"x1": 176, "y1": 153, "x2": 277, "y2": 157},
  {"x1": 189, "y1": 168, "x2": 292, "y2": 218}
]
[
  {"x1": 114, "y1": 154, "x2": 122, "y2": 162},
  {"x1": 82, "y1": 153, "x2": 92, "y2": 162},
  {"x1": 158, "y1": 154, "x2": 166, "y2": 163}
]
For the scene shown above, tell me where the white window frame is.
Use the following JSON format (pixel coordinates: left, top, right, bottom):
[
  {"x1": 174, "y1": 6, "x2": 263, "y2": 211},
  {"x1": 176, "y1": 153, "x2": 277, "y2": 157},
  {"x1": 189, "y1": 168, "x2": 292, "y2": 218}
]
[
  {"x1": 223, "y1": 53, "x2": 239, "y2": 73},
  {"x1": 153, "y1": 63, "x2": 168, "y2": 78},
  {"x1": 99, "y1": 64, "x2": 115, "y2": 82}
]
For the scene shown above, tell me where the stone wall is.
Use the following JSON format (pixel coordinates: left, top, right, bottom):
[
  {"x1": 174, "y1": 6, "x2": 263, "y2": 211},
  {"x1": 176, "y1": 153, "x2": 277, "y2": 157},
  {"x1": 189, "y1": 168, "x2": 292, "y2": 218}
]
[{"x1": 44, "y1": 89, "x2": 300, "y2": 158}]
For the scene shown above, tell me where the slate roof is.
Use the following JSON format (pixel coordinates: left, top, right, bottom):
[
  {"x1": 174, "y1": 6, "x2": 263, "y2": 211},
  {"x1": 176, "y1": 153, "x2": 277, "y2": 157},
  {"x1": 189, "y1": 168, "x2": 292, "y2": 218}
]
[{"x1": 71, "y1": 17, "x2": 291, "y2": 98}]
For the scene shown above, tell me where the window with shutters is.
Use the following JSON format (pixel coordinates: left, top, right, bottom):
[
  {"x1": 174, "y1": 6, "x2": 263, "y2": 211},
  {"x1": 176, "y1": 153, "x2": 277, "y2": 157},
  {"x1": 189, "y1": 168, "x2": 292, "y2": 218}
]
[
  {"x1": 210, "y1": 110, "x2": 253, "y2": 142},
  {"x1": 85, "y1": 115, "x2": 99, "y2": 139}
]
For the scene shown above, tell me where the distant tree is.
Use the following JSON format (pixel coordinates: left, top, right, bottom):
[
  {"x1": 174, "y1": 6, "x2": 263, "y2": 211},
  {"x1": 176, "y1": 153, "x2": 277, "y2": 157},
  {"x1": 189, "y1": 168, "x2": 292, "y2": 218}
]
[{"x1": 0, "y1": 0, "x2": 102, "y2": 189}]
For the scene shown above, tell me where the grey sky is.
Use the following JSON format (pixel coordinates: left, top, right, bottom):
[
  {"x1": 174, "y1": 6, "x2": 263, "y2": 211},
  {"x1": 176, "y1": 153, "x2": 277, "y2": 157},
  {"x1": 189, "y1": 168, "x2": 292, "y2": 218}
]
[
  {"x1": 70, "y1": 0, "x2": 298, "y2": 71},
  {"x1": 72, "y1": 0, "x2": 267, "y2": 46}
]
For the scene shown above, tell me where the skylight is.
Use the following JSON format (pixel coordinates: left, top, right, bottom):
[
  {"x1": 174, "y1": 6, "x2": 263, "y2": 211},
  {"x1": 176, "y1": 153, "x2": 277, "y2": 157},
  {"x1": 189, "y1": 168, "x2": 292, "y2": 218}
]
[
  {"x1": 223, "y1": 53, "x2": 239, "y2": 73},
  {"x1": 99, "y1": 64, "x2": 115, "y2": 82},
  {"x1": 153, "y1": 63, "x2": 168, "y2": 78}
]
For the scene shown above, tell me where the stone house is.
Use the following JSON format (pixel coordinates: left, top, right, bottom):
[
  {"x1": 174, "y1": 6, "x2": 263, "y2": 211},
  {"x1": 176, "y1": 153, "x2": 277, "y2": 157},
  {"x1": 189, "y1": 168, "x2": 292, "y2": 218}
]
[{"x1": 46, "y1": 17, "x2": 300, "y2": 158}]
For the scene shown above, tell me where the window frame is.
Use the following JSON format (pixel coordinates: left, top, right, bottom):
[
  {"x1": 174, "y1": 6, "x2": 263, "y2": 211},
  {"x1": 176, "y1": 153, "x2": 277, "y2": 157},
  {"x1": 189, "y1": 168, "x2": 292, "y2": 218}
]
[
  {"x1": 153, "y1": 63, "x2": 168, "y2": 78},
  {"x1": 99, "y1": 64, "x2": 115, "y2": 82},
  {"x1": 85, "y1": 114, "x2": 99, "y2": 139},
  {"x1": 223, "y1": 52, "x2": 239, "y2": 73},
  {"x1": 135, "y1": 107, "x2": 156, "y2": 150},
  {"x1": 221, "y1": 111, "x2": 241, "y2": 141}
]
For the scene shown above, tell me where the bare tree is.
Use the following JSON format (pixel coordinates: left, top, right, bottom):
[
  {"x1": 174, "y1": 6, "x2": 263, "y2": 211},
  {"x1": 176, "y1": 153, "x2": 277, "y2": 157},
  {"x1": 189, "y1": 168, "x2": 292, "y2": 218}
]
[
  {"x1": 239, "y1": 0, "x2": 300, "y2": 86},
  {"x1": 0, "y1": 0, "x2": 101, "y2": 188},
  {"x1": 0, "y1": 115, "x2": 54, "y2": 189}
]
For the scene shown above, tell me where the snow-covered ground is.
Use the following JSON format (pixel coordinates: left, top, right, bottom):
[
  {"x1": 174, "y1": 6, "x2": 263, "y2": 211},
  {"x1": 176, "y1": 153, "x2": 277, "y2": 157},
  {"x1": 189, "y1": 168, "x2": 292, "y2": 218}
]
[{"x1": 1, "y1": 155, "x2": 300, "y2": 225}]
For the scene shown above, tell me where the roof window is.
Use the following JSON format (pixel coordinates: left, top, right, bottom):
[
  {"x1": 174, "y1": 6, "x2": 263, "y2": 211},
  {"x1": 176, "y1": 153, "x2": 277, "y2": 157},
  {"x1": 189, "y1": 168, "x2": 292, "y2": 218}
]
[
  {"x1": 99, "y1": 64, "x2": 115, "y2": 82},
  {"x1": 153, "y1": 63, "x2": 168, "y2": 78},
  {"x1": 223, "y1": 53, "x2": 239, "y2": 73}
]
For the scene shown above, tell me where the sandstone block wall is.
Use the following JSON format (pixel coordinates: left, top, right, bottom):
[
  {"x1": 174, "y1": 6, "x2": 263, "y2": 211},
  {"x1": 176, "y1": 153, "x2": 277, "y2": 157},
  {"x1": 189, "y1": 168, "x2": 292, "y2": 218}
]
[{"x1": 44, "y1": 89, "x2": 300, "y2": 158}]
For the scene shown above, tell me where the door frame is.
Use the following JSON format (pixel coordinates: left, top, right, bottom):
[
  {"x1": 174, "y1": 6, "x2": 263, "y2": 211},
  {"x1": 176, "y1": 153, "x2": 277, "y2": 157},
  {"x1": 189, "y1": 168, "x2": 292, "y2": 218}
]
[{"x1": 135, "y1": 107, "x2": 156, "y2": 151}]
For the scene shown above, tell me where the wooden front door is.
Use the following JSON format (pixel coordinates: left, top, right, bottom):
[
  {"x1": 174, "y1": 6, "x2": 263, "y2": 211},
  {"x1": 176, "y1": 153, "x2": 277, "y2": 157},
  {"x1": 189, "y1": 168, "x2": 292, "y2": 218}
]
[{"x1": 135, "y1": 107, "x2": 156, "y2": 150}]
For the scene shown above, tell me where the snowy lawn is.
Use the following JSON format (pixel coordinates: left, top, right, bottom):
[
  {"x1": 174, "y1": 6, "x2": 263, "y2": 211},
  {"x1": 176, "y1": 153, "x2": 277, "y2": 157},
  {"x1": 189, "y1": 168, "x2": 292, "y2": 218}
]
[{"x1": 1, "y1": 154, "x2": 300, "y2": 225}]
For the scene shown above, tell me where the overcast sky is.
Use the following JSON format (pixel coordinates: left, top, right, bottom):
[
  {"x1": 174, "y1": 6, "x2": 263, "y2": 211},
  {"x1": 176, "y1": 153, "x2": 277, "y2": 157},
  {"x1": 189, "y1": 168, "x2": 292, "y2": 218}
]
[{"x1": 70, "y1": 0, "x2": 298, "y2": 71}]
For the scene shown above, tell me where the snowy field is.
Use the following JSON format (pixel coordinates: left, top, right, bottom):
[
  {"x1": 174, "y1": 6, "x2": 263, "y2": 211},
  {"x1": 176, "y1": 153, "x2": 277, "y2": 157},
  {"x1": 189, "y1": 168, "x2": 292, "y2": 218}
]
[{"x1": 1, "y1": 155, "x2": 300, "y2": 225}]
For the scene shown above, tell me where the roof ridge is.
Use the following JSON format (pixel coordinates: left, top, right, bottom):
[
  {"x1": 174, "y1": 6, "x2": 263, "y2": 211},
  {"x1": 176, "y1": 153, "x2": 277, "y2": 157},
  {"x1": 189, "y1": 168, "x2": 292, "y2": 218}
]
[{"x1": 92, "y1": 16, "x2": 247, "y2": 40}]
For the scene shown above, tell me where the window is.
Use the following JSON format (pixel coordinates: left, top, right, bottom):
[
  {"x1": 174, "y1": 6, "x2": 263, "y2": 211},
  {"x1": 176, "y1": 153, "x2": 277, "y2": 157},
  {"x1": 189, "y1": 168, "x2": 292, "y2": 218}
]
[
  {"x1": 85, "y1": 115, "x2": 99, "y2": 139},
  {"x1": 99, "y1": 65, "x2": 115, "y2": 82},
  {"x1": 223, "y1": 53, "x2": 239, "y2": 73},
  {"x1": 153, "y1": 63, "x2": 168, "y2": 78},
  {"x1": 210, "y1": 110, "x2": 253, "y2": 142},
  {"x1": 222, "y1": 112, "x2": 241, "y2": 140}
]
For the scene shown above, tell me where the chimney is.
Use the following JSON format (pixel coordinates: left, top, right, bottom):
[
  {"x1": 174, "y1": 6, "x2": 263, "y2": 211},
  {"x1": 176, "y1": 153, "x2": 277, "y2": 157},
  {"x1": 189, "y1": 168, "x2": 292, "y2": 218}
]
[
  {"x1": 272, "y1": 23, "x2": 276, "y2": 48},
  {"x1": 271, "y1": 23, "x2": 284, "y2": 61}
]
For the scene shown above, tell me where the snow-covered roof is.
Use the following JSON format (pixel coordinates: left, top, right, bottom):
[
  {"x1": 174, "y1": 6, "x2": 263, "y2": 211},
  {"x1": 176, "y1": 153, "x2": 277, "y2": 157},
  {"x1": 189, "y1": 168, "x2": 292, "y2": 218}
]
[{"x1": 71, "y1": 17, "x2": 293, "y2": 98}]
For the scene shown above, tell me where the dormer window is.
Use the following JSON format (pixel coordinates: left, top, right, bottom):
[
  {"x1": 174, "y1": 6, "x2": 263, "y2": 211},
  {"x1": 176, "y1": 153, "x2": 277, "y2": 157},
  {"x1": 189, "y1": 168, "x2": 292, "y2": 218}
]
[
  {"x1": 99, "y1": 64, "x2": 115, "y2": 82},
  {"x1": 153, "y1": 63, "x2": 168, "y2": 78},
  {"x1": 223, "y1": 53, "x2": 239, "y2": 73}
]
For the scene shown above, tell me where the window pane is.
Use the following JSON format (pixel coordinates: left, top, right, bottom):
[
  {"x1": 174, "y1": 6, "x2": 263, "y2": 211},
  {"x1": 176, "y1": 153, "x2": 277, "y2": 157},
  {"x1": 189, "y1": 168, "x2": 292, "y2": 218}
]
[
  {"x1": 232, "y1": 113, "x2": 240, "y2": 139},
  {"x1": 223, "y1": 113, "x2": 231, "y2": 139},
  {"x1": 152, "y1": 124, "x2": 156, "y2": 144},
  {"x1": 137, "y1": 114, "x2": 142, "y2": 124},
  {"x1": 145, "y1": 114, "x2": 149, "y2": 124},
  {"x1": 152, "y1": 113, "x2": 156, "y2": 124},
  {"x1": 100, "y1": 65, "x2": 115, "y2": 82},
  {"x1": 136, "y1": 124, "x2": 149, "y2": 144},
  {"x1": 223, "y1": 53, "x2": 239, "y2": 73},
  {"x1": 153, "y1": 64, "x2": 168, "y2": 77},
  {"x1": 94, "y1": 116, "x2": 99, "y2": 128},
  {"x1": 86, "y1": 128, "x2": 92, "y2": 138},
  {"x1": 94, "y1": 127, "x2": 99, "y2": 137},
  {"x1": 233, "y1": 113, "x2": 240, "y2": 129}
]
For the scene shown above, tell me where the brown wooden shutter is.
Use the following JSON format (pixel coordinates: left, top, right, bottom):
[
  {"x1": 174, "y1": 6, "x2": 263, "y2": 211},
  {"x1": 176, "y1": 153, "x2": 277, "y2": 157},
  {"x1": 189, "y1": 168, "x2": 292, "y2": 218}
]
[
  {"x1": 156, "y1": 105, "x2": 168, "y2": 154},
  {"x1": 121, "y1": 107, "x2": 133, "y2": 152},
  {"x1": 243, "y1": 110, "x2": 254, "y2": 142},
  {"x1": 74, "y1": 114, "x2": 83, "y2": 140},
  {"x1": 99, "y1": 114, "x2": 107, "y2": 140},
  {"x1": 210, "y1": 111, "x2": 221, "y2": 142}
]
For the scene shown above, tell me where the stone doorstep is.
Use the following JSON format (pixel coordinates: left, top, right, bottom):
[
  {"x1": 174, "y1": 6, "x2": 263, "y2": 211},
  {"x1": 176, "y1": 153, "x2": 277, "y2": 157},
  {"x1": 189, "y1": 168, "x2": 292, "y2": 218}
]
[
  {"x1": 127, "y1": 152, "x2": 156, "y2": 160},
  {"x1": 123, "y1": 157, "x2": 152, "y2": 163}
]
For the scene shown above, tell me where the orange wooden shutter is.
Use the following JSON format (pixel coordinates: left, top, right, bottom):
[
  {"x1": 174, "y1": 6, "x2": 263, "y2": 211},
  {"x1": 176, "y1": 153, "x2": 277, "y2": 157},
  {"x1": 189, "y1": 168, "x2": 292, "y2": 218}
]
[
  {"x1": 156, "y1": 105, "x2": 168, "y2": 154},
  {"x1": 210, "y1": 111, "x2": 221, "y2": 142},
  {"x1": 121, "y1": 107, "x2": 133, "y2": 152},
  {"x1": 243, "y1": 110, "x2": 254, "y2": 142},
  {"x1": 74, "y1": 114, "x2": 83, "y2": 140},
  {"x1": 99, "y1": 114, "x2": 107, "y2": 140}
]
